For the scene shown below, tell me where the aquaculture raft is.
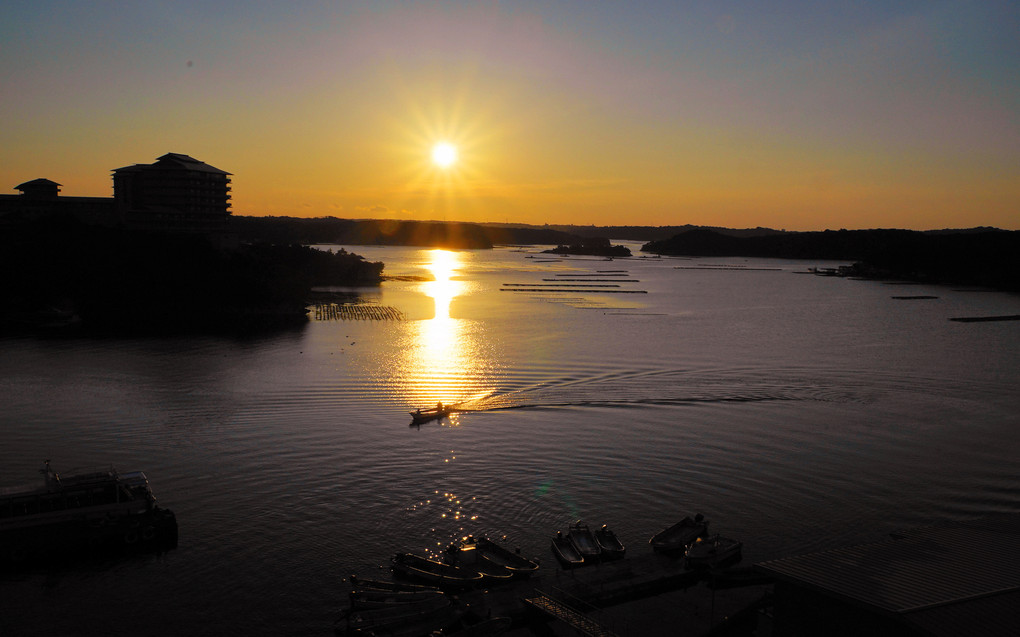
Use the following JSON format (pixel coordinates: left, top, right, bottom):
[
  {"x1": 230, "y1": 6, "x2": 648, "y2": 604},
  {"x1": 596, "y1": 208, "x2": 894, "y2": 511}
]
[{"x1": 313, "y1": 303, "x2": 404, "y2": 321}]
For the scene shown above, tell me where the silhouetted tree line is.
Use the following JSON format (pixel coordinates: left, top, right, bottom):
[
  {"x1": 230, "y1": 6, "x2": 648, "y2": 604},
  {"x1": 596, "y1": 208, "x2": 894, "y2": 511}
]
[
  {"x1": 0, "y1": 217, "x2": 383, "y2": 332},
  {"x1": 228, "y1": 216, "x2": 580, "y2": 248},
  {"x1": 535, "y1": 223, "x2": 785, "y2": 241},
  {"x1": 642, "y1": 228, "x2": 1020, "y2": 291}
]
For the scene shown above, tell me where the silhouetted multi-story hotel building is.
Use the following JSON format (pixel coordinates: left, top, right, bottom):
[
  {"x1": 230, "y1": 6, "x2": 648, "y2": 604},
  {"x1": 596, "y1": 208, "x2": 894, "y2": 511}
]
[
  {"x1": 112, "y1": 153, "x2": 232, "y2": 233},
  {"x1": 1, "y1": 153, "x2": 231, "y2": 235}
]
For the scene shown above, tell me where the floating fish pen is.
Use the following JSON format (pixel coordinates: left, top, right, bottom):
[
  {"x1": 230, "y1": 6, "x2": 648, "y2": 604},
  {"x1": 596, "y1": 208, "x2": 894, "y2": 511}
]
[
  {"x1": 314, "y1": 303, "x2": 405, "y2": 321},
  {"x1": 543, "y1": 279, "x2": 642, "y2": 283},
  {"x1": 504, "y1": 288, "x2": 647, "y2": 294},
  {"x1": 949, "y1": 314, "x2": 1020, "y2": 323},
  {"x1": 504, "y1": 283, "x2": 622, "y2": 288},
  {"x1": 675, "y1": 266, "x2": 782, "y2": 271}
]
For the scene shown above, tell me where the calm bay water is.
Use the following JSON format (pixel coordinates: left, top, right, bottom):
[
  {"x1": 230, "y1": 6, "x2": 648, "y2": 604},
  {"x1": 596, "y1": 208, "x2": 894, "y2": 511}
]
[{"x1": 1, "y1": 243, "x2": 1018, "y2": 635}]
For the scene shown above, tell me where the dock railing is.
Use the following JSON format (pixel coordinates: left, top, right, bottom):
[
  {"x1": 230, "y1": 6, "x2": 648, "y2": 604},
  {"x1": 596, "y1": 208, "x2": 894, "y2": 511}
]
[{"x1": 524, "y1": 587, "x2": 618, "y2": 637}]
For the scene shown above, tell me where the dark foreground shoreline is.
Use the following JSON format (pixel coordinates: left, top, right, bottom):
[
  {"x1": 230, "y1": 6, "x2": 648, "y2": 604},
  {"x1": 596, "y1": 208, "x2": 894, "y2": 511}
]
[{"x1": 0, "y1": 219, "x2": 384, "y2": 334}]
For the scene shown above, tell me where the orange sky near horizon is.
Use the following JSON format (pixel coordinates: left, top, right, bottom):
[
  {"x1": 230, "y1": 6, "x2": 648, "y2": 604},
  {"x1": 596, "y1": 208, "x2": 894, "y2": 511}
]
[{"x1": 1, "y1": 2, "x2": 1017, "y2": 231}]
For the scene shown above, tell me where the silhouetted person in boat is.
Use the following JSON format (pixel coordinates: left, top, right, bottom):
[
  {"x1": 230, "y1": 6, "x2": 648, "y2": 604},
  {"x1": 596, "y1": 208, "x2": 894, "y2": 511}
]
[{"x1": 437, "y1": 401, "x2": 444, "y2": 412}]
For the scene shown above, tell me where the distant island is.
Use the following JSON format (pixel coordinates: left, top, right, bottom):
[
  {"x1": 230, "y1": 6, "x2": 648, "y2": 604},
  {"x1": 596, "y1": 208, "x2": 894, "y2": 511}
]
[
  {"x1": 642, "y1": 228, "x2": 1020, "y2": 292},
  {"x1": 542, "y1": 237, "x2": 632, "y2": 257}
]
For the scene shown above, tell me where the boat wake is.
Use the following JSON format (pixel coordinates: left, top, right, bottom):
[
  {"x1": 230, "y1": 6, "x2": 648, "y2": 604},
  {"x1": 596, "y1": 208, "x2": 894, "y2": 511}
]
[{"x1": 442, "y1": 364, "x2": 1008, "y2": 414}]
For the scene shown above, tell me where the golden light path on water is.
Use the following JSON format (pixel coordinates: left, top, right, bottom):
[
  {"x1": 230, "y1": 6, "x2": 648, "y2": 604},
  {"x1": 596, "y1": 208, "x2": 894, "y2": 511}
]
[{"x1": 400, "y1": 249, "x2": 495, "y2": 421}]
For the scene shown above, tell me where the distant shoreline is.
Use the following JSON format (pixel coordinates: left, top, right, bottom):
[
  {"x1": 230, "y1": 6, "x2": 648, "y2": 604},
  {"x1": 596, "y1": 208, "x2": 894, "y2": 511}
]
[{"x1": 228, "y1": 216, "x2": 1019, "y2": 293}]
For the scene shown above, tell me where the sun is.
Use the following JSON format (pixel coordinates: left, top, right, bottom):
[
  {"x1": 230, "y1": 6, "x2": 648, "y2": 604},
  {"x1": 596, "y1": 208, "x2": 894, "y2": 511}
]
[{"x1": 431, "y1": 142, "x2": 458, "y2": 168}]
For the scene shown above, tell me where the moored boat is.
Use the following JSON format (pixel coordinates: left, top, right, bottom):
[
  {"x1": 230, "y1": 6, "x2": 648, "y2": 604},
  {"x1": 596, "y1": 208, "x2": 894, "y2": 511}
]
[
  {"x1": 685, "y1": 534, "x2": 742, "y2": 569},
  {"x1": 594, "y1": 524, "x2": 626, "y2": 560},
  {"x1": 0, "y1": 462, "x2": 177, "y2": 563},
  {"x1": 473, "y1": 536, "x2": 540, "y2": 577},
  {"x1": 445, "y1": 540, "x2": 513, "y2": 583},
  {"x1": 349, "y1": 588, "x2": 448, "y2": 610},
  {"x1": 391, "y1": 552, "x2": 483, "y2": 587},
  {"x1": 649, "y1": 514, "x2": 708, "y2": 555},
  {"x1": 551, "y1": 531, "x2": 584, "y2": 568},
  {"x1": 348, "y1": 575, "x2": 438, "y2": 593},
  {"x1": 567, "y1": 521, "x2": 601, "y2": 560}
]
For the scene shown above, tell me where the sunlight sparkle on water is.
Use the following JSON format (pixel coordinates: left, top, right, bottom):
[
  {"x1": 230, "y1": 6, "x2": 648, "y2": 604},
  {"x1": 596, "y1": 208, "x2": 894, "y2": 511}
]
[{"x1": 398, "y1": 249, "x2": 495, "y2": 408}]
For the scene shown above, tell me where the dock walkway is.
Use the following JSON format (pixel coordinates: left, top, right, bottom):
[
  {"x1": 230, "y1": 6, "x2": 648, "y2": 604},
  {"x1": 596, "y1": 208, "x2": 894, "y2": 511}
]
[
  {"x1": 455, "y1": 553, "x2": 770, "y2": 636},
  {"x1": 524, "y1": 592, "x2": 618, "y2": 637}
]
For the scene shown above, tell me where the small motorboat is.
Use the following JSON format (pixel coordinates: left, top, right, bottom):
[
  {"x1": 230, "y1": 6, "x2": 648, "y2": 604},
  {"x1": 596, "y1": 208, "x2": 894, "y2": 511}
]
[
  {"x1": 391, "y1": 553, "x2": 483, "y2": 588},
  {"x1": 348, "y1": 575, "x2": 438, "y2": 592},
  {"x1": 594, "y1": 524, "x2": 626, "y2": 560},
  {"x1": 684, "y1": 534, "x2": 742, "y2": 569},
  {"x1": 649, "y1": 514, "x2": 708, "y2": 555},
  {"x1": 473, "y1": 536, "x2": 540, "y2": 577},
  {"x1": 409, "y1": 404, "x2": 456, "y2": 426},
  {"x1": 551, "y1": 531, "x2": 584, "y2": 568},
  {"x1": 567, "y1": 521, "x2": 601, "y2": 560},
  {"x1": 445, "y1": 540, "x2": 513, "y2": 583}
]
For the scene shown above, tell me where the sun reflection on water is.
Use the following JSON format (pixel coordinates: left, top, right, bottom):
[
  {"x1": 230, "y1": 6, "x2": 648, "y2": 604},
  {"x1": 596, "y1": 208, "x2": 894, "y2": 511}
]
[{"x1": 400, "y1": 249, "x2": 494, "y2": 414}]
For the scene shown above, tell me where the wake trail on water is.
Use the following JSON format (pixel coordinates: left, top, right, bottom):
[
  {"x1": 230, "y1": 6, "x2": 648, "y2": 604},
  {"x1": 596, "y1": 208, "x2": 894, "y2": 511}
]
[{"x1": 444, "y1": 364, "x2": 1012, "y2": 414}]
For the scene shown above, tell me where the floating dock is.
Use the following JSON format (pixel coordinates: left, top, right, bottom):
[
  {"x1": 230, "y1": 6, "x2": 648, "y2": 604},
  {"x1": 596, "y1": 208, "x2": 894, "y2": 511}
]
[{"x1": 446, "y1": 553, "x2": 771, "y2": 636}]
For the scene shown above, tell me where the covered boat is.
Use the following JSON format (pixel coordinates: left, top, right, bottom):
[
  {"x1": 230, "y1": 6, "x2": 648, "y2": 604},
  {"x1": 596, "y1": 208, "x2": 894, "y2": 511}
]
[
  {"x1": 594, "y1": 524, "x2": 626, "y2": 560},
  {"x1": 649, "y1": 514, "x2": 708, "y2": 555},
  {"x1": 567, "y1": 521, "x2": 601, "y2": 560},
  {"x1": 0, "y1": 462, "x2": 177, "y2": 563},
  {"x1": 551, "y1": 531, "x2": 584, "y2": 568},
  {"x1": 685, "y1": 534, "x2": 742, "y2": 569}
]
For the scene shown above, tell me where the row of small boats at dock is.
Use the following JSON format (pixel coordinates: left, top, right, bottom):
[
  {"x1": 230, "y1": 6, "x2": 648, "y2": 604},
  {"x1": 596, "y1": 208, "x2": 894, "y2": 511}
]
[
  {"x1": 339, "y1": 575, "x2": 511, "y2": 636},
  {"x1": 338, "y1": 539, "x2": 528, "y2": 636},
  {"x1": 391, "y1": 535, "x2": 541, "y2": 588},
  {"x1": 549, "y1": 521, "x2": 625, "y2": 567},
  {"x1": 552, "y1": 514, "x2": 742, "y2": 570},
  {"x1": 336, "y1": 515, "x2": 743, "y2": 635}
]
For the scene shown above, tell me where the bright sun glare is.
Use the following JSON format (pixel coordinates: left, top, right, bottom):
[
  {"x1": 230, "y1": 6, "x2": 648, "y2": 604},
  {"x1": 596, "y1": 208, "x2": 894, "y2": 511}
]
[{"x1": 431, "y1": 142, "x2": 458, "y2": 168}]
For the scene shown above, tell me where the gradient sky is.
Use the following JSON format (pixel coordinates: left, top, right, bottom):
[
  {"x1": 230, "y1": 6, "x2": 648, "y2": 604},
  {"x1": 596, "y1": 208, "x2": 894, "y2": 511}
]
[{"x1": 2, "y1": 1, "x2": 1017, "y2": 230}]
